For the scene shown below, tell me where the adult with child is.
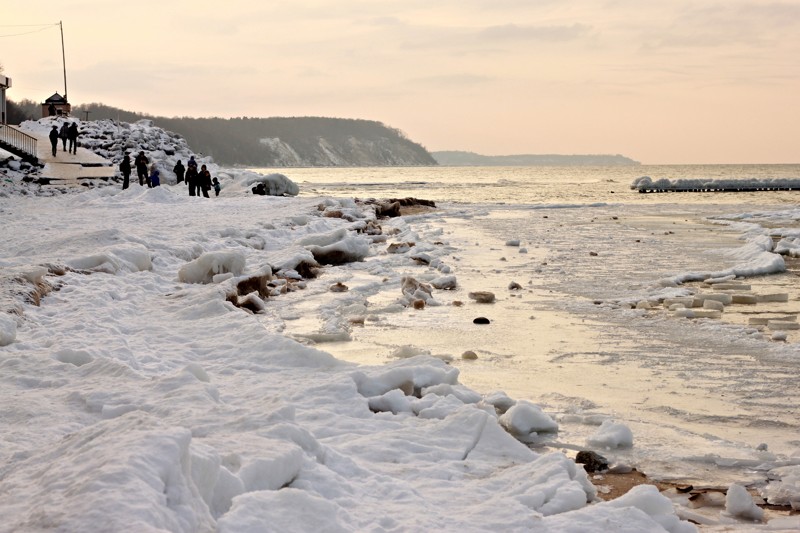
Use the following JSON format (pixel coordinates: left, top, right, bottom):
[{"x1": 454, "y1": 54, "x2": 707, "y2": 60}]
[
  {"x1": 173, "y1": 160, "x2": 185, "y2": 184},
  {"x1": 67, "y1": 122, "x2": 79, "y2": 154},
  {"x1": 119, "y1": 153, "x2": 132, "y2": 190},
  {"x1": 59, "y1": 122, "x2": 69, "y2": 152},
  {"x1": 134, "y1": 151, "x2": 149, "y2": 187}
]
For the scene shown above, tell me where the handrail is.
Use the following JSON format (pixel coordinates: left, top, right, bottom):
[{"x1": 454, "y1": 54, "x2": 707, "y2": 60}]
[{"x1": 0, "y1": 124, "x2": 38, "y2": 162}]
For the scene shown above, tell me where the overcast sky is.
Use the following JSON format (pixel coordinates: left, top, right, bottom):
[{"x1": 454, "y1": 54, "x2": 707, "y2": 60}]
[{"x1": 3, "y1": 0, "x2": 799, "y2": 164}]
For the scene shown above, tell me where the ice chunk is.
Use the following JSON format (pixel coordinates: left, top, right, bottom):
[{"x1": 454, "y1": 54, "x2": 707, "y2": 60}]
[
  {"x1": 725, "y1": 483, "x2": 764, "y2": 521},
  {"x1": 178, "y1": 251, "x2": 245, "y2": 284},
  {"x1": 760, "y1": 465, "x2": 800, "y2": 508},
  {"x1": 368, "y1": 389, "x2": 413, "y2": 414},
  {"x1": 703, "y1": 300, "x2": 724, "y2": 311},
  {"x1": 53, "y1": 348, "x2": 93, "y2": 367},
  {"x1": 732, "y1": 294, "x2": 757, "y2": 304},
  {"x1": 499, "y1": 400, "x2": 558, "y2": 438},
  {"x1": 0, "y1": 313, "x2": 17, "y2": 346},
  {"x1": 587, "y1": 419, "x2": 633, "y2": 449},
  {"x1": 430, "y1": 275, "x2": 457, "y2": 290}
]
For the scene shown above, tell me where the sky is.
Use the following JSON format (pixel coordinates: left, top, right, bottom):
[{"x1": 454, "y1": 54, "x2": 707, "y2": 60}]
[{"x1": 2, "y1": 0, "x2": 799, "y2": 164}]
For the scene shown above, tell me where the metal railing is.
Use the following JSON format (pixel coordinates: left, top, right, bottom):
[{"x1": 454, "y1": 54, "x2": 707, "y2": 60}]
[{"x1": 0, "y1": 124, "x2": 38, "y2": 163}]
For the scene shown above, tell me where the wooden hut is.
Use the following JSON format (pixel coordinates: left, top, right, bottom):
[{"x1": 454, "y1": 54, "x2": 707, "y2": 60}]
[{"x1": 42, "y1": 92, "x2": 71, "y2": 118}]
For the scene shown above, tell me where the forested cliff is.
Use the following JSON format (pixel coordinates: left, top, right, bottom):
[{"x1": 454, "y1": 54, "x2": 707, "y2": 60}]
[{"x1": 9, "y1": 100, "x2": 436, "y2": 167}]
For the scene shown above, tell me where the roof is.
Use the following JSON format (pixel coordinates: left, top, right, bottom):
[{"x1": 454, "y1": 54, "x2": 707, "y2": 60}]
[{"x1": 44, "y1": 93, "x2": 68, "y2": 104}]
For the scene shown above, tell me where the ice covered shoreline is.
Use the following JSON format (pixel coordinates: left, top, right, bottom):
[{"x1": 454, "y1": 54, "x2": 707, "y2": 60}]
[
  {"x1": 3, "y1": 121, "x2": 798, "y2": 530},
  {"x1": 0, "y1": 183, "x2": 712, "y2": 532}
]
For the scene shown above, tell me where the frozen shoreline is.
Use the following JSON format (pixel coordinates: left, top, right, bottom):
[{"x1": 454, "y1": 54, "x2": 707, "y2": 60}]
[{"x1": 0, "y1": 185, "x2": 716, "y2": 531}]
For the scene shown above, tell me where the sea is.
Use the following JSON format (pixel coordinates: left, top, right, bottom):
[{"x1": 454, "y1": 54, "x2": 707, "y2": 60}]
[{"x1": 254, "y1": 164, "x2": 800, "y2": 487}]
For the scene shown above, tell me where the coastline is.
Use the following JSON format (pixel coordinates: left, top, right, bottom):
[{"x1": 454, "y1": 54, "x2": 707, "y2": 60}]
[{"x1": 1, "y1": 179, "x2": 798, "y2": 529}]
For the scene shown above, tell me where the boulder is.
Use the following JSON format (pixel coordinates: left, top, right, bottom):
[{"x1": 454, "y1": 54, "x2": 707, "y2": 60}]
[{"x1": 468, "y1": 291, "x2": 496, "y2": 304}]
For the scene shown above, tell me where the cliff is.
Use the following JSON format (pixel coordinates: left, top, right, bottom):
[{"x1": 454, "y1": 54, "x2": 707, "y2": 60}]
[{"x1": 69, "y1": 104, "x2": 436, "y2": 167}]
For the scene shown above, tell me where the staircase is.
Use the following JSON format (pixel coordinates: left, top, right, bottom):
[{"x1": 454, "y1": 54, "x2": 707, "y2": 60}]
[{"x1": 0, "y1": 124, "x2": 39, "y2": 164}]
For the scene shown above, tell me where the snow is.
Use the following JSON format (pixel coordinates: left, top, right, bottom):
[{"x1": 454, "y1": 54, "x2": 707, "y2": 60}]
[
  {"x1": 0, "y1": 312, "x2": 16, "y2": 346},
  {"x1": 587, "y1": 420, "x2": 634, "y2": 449},
  {"x1": 725, "y1": 483, "x2": 764, "y2": 521},
  {"x1": 10, "y1": 121, "x2": 797, "y2": 530}
]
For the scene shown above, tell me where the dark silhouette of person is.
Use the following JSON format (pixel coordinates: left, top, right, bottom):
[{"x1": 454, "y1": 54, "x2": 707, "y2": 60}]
[
  {"x1": 59, "y1": 123, "x2": 69, "y2": 152},
  {"x1": 150, "y1": 169, "x2": 161, "y2": 187},
  {"x1": 199, "y1": 164, "x2": 212, "y2": 198},
  {"x1": 212, "y1": 177, "x2": 220, "y2": 196},
  {"x1": 67, "y1": 122, "x2": 79, "y2": 154},
  {"x1": 186, "y1": 166, "x2": 198, "y2": 196},
  {"x1": 48, "y1": 103, "x2": 56, "y2": 116},
  {"x1": 173, "y1": 160, "x2": 185, "y2": 184},
  {"x1": 134, "y1": 151, "x2": 149, "y2": 186},
  {"x1": 48, "y1": 125, "x2": 59, "y2": 157},
  {"x1": 119, "y1": 153, "x2": 132, "y2": 189}
]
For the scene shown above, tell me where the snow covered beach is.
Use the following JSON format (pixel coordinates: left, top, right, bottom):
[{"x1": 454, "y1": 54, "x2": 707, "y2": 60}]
[{"x1": 2, "y1": 122, "x2": 800, "y2": 531}]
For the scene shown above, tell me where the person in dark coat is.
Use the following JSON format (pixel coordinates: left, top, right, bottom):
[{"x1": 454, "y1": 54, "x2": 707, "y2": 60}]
[
  {"x1": 134, "y1": 151, "x2": 149, "y2": 186},
  {"x1": 186, "y1": 165, "x2": 198, "y2": 196},
  {"x1": 150, "y1": 169, "x2": 161, "y2": 187},
  {"x1": 67, "y1": 122, "x2": 79, "y2": 154},
  {"x1": 212, "y1": 177, "x2": 220, "y2": 197},
  {"x1": 173, "y1": 160, "x2": 185, "y2": 184},
  {"x1": 48, "y1": 103, "x2": 56, "y2": 116},
  {"x1": 198, "y1": 164, "x2": 212, "y2": 198},
  {"x1": 119, "y1": 153, "x2": 132, "y2": 190},
  {"x1": 48, "y1": 126, "x2": 59, "y2": 157},
  {"x1": 59, "y1": 123, "x2": 69, "y2": 152}
]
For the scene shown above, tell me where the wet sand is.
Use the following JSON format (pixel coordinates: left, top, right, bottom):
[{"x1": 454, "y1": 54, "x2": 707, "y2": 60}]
[{"x1": 279, "y1": 203, "x2": 800, "y2": 504}]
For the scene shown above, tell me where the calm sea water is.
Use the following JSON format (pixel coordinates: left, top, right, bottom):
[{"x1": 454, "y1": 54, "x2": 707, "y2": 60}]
[{"x1": 252, "y1": 164, "x2": 800, "y2": 205}]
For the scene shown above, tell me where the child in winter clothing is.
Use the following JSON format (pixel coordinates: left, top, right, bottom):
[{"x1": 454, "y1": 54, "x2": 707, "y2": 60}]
[{"x1": 212, "y1": 177, "x2": 220, "y2": 196}]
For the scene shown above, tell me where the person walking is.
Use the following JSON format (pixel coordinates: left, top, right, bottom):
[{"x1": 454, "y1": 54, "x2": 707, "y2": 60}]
[
  {"x1": 59, "y1": 122, "x2": 69, "y2": 152},
  {"x1": 48, "y1": 125, "x2": 59, "y2": 157},
  {"x1": 67, "y1": 122, "x2": 79, "y2": 154},
  {"x1": 199, "y1": 164, "x2": 212, "y2": 198},
  {"x1": 134, "y1": 151, "x2": 149, "y2": 186},
  {"x1": 119, "y1": 153, "x2": 132, "y2": 190},
  {"x1": 173, "y1": 160, "x2": 185, "y2": 184}
]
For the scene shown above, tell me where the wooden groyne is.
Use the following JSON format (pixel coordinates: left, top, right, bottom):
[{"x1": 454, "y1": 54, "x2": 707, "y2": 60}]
[
  {"x1": 630, "y1": 176, "x2": 800, "y2": 194},
  {"x1": 637, "y1": 185, "x2": 800, "y2": 194}
]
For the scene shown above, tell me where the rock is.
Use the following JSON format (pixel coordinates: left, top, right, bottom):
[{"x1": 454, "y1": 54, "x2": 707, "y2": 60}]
[
  {"x1": 376, "y1": 201, "x2": 402, "y2": 218},
  {"x1": 412, "y1": 299, "x2": 426, "y2": 310},
  {"x1": 508, "y1": 281, "x2": 522, "y2": 290},
  {"x1": 401, "y1": 277, "x2": 433, "y2": 301},
  {"x1": 575, "y1": 450, "x2": 609, "y2": 473},
  {"x1": 387, "y1": 242, "x2": 414, "y2": 254},
  {"x1": 461, "y1": 350, "x2": 478, "y2": 360},
  {"x1": 589, "y1": 251, "x2": 598, "y2": 257},
  {"x1": 431, "y1": 275, "x2": 457, "y2": 290},
  {"x1": 505, "y1": 239, "x2": 520, "y2": 247},
  {"x1": 410, "y1": 252, "x2": 431, "y2": 265},
  {"x1": 452, "y1": 300, "x2": 464, "y2": 307},
  {"x1": 473, "y1": 317, "x2": 490, "y2": 325},
  {"x1": 468, "y1": 291, "x2": 496, "y2": 304},
  {"x1": 329, "y1": 282, "x2": 349, "y2": 293}
]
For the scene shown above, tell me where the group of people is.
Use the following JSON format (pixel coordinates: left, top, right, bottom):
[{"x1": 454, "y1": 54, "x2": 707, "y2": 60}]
[
  {"x1": 118, "y1": 152, "x2": 220, "y2": 196},
  {"x1": 47, "y1": 122, "x2": 80, "y2": 157}
]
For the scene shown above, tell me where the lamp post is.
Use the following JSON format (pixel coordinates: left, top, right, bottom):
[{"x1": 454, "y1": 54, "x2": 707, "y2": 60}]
[{"x1": 60, "y1": 21, "x2": 67, "y2": 102}]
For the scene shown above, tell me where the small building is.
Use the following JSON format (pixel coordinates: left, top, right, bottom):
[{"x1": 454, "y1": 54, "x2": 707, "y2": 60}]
[
  {"x1": 0, "y1": 74, "x2": 10, "y2": 124},
  {"x1": 42, "y1": 92, "x2": 71, "y2": 118}
]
